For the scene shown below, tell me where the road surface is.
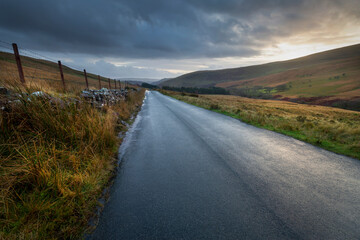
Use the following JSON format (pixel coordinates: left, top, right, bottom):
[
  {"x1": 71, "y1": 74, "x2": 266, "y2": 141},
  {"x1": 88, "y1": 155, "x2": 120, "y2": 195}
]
[{"x1": 89, "y1": 91, "x2": 360, "y2": 239}]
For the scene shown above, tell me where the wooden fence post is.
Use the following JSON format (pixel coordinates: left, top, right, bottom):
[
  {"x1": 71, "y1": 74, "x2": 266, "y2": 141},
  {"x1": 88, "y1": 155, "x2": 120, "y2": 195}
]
[
  {"x1": 114, "y1": 79, "x2": 117, "y2": 89},
  {"x1": 12, "y1": 43, "x2": 25, "y2": 83},
  {"x1": 58, "y1": 61, "x2": 66, "y2": 91},
  {"x1": 108, "y1": 78, "x2": 111, "y2": 89},
  {"x1": 98, "y1": 75, "x2": 101, "y2": 89},
  {"x1": 84, "y1": 69, "x2": 89, "y2": 89}
]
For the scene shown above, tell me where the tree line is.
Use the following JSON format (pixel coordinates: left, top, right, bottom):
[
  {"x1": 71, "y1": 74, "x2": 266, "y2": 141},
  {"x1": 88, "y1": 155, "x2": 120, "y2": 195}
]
[{"x1": 162, "y1": 86, "x2": 229, "y2": 95}]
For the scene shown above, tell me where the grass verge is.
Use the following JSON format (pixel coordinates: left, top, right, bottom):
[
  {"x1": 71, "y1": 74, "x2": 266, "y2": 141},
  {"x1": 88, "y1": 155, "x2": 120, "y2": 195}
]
[
  {"x1": 0, "y1": 84, "x2": 145, "y2": 239},
  {"x1": 160, "y1": 90, "x2": 360, "y2": 160}
]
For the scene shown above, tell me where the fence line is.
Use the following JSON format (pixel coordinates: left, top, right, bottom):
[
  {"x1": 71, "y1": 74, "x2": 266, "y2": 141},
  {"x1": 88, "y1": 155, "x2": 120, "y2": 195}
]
[{"x1": 0, "y1": 41, "x2": 126, "y2": 92}]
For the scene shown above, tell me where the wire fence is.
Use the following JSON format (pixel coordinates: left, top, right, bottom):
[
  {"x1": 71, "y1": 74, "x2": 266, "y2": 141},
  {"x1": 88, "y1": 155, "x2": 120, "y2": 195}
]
[{"x1": 0, "y1": 40, "x2": 126, "y2": 92}]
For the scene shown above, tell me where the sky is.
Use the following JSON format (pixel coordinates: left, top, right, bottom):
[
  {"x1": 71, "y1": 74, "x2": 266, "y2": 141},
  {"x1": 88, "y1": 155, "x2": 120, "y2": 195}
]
[{"x1": 0, "y1": 0, "x2": 359, "y2": 80}]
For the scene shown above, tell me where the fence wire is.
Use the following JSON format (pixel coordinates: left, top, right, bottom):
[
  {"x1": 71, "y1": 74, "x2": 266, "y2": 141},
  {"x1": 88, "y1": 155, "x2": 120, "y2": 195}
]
[{"x1": 0, "y1": 40, "x2": 121, "y2": 91}]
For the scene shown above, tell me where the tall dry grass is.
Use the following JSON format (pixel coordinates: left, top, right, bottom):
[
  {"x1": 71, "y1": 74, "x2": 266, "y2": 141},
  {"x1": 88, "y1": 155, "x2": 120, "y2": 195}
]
[
  {"x1": 0, "y1": 80, "x2": 145, "y2": 239},
  {"x1": 162, "y1": 90, "x2": 360, "y2": 159}
]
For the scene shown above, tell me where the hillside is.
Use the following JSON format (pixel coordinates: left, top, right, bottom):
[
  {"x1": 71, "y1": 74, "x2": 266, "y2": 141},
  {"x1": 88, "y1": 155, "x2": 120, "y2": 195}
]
[
  {"x1": 0, "y1": 51, "x2": 122, "y2": 91},
  {"x1": 161, "y1": 44, "x2": 360, "y2": 105},
  {"x1": 117, "y1": 77, "x2": 159, "y2": 84},
  {"x1": 153, "y1": 78, "x2": 173, "y2": 85}
]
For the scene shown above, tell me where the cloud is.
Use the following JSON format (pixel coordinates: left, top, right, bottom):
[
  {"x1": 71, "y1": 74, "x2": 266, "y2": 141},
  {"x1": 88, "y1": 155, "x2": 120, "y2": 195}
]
[
  {"x1": 0, "y1": 0, "x2": 359, "y2": 78},
  {"x1": 83, "y1": 59, "x2": 177, "y2": 79},
  {"x1": 1, "y1": 0, "x2": 359, "y2": 59}
]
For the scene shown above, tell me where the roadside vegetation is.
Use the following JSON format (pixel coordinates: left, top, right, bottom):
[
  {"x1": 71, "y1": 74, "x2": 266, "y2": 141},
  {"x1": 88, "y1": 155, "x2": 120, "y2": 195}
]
[
  {"x1": 161, "y1": 90, "x2": 360, "y2": 160},
  {"x1": 0, "y1": 77, "x2": 145, "y2": 239}
]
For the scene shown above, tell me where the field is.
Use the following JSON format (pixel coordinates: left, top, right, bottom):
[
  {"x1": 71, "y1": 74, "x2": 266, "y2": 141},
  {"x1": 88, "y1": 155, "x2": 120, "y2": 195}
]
[
  {"x1": 0, "y1": 52, "x2": 145, "y2": 239},
  {"x1": 217, "y1": 55, "x2": 360, "y2": 100},
  {"x1": 0, "y1": 51, "x2": 117, "y2": 92},
  {"x1": 161, "y1": 90, "x2": 360, "y2": 160}
]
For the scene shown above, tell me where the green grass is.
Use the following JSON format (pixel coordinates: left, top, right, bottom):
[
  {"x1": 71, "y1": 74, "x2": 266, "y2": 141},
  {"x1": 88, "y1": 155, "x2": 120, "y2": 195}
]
[{"x1": 282, "y1": 72, "x2": 350, "y2": 97}]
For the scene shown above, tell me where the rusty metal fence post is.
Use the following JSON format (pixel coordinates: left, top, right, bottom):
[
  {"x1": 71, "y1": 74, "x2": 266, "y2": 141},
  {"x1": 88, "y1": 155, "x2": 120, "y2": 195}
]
[
  {"x1": 84, "y1": 69, "x2": 89, "y2": 89},
  {"x1": 58, "y1": 61, "x2": 66, "y2": 91},
  {"x1": 12, "y1": 43, "x2": 25, "y2": 83}
]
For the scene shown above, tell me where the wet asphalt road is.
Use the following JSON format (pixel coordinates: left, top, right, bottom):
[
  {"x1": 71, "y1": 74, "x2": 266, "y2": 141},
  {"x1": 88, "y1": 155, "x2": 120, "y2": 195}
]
[{"x1": 89, "y1": 91, "x2": 360, "y2": 240}]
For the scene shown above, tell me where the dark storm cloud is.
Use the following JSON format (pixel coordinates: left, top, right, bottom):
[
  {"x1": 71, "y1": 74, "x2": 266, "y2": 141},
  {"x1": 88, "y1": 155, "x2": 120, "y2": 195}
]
[{"x1": 0, "y1": 0, "x2": 359, "y2": 59}]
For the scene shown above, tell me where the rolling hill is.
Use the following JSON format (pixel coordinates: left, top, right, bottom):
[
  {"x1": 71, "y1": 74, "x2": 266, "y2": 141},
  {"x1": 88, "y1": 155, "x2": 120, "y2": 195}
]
[
  {"x1": 161, "y1": 44, "x2": 360, "y2": 106},
  {"x1": 0, "y1": 51, "x2": 127, "y2": 91}
]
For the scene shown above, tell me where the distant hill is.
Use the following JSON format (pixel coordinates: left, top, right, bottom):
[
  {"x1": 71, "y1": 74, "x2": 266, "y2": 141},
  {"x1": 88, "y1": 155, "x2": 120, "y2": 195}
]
[
  {"x1": 116, "y1": 78, "x2": 159, "y2": 84},
  {"x1": 152, "y1": 78, "x2": 172, "y2": 85},
  {"x1": 161, "y1": 44, "x2": 360, "y2": 103}
]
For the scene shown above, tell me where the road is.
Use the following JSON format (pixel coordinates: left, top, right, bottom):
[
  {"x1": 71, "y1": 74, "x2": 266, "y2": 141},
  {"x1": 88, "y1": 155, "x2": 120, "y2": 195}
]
[{"x1": 89, "y1": 91, "x2": 360, "y2": 240}]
